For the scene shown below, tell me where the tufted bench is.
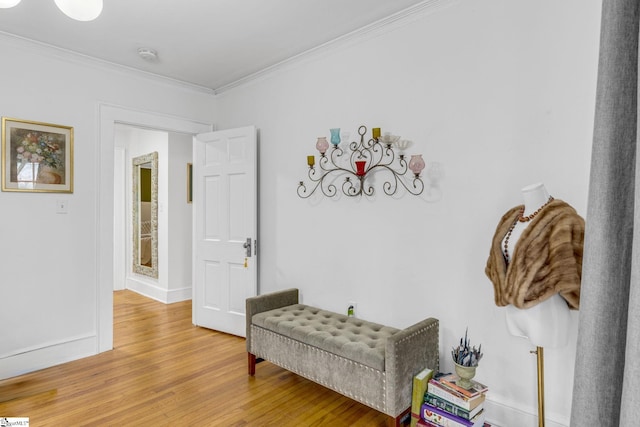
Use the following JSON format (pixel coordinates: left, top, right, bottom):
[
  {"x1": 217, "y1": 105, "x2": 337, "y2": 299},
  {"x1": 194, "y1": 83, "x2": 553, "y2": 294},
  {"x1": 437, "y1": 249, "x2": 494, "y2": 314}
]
[{"x1": 246, "y1": 288, "x2": 439, "y2": 427}]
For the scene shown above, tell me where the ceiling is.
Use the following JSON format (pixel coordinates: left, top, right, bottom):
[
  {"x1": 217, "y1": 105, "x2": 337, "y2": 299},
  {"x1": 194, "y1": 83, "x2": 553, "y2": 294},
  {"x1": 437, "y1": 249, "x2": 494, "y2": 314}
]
[{"x1": 0, "y1": 0, "x2": 429, "y2": 92}]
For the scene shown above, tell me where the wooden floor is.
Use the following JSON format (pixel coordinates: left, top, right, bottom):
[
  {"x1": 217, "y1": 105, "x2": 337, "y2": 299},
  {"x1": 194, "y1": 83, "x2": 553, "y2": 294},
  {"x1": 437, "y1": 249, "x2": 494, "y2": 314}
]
[{"x1": 0, "y1": 290, "x2": 391, "y2": 426}]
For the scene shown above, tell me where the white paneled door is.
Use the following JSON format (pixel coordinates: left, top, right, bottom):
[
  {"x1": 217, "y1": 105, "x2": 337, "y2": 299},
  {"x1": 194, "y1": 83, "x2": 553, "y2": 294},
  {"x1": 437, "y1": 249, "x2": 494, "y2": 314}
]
[{"x1": 193, "y1": 126, "x2": 257, "y2": 337}]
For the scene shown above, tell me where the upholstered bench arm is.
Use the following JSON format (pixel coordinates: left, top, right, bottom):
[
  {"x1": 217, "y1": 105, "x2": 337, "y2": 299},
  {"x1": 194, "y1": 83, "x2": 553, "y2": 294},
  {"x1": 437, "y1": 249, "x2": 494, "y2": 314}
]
[
  {"x1": 385, "y1": 317, "x2": 439, "y2": 417},
  {"x1": 246, "y1": 288, "x2": 299, "y2": 351}
]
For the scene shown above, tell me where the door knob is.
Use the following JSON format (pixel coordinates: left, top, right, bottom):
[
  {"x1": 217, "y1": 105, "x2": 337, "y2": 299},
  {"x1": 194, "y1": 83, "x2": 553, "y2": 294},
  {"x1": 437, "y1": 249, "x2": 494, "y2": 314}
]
[{"x1": 243, "y1": 237, "x2": 252, "y2": 257}]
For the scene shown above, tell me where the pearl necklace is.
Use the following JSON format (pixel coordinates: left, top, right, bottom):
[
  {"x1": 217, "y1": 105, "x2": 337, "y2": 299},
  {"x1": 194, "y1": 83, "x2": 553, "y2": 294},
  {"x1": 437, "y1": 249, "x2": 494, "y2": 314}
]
[{"x1": 502, "y1": 196, "x2": 554, "y2": 263}]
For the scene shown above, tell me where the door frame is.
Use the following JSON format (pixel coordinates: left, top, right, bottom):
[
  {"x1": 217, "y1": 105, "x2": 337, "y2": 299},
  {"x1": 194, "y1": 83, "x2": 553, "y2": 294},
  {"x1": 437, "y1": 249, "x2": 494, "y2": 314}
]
[{"x1": 98, "y1": 104, "x2": 212, "y2": 352}]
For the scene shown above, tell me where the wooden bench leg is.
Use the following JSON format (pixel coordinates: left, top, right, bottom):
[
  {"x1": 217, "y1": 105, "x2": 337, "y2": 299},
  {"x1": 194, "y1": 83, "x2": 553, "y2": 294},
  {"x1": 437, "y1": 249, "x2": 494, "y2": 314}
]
[
  {"x1": 248, "y1": 353, "x2": 256, "y2": 376},
  {"x1": 388, "y1": 407, "x2": 411, "y2": 427}
]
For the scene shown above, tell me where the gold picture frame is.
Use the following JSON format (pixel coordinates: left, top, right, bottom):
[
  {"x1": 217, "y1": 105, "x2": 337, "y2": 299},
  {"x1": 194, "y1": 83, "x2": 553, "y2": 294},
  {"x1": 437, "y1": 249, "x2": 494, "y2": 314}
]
[
  {"x1": 187, "y1": 163, "x2": 193, "y2": 203},
  {"x1": 2, "y1": 117, "x2": 74, "y2": 193}
]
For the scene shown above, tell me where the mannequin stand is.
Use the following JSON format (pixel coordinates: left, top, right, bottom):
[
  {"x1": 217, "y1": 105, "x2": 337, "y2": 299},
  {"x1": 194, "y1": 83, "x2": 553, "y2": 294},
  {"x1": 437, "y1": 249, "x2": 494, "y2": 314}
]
[{"x1": 530, "y1": 347, "x2": 545, "y2": 427}]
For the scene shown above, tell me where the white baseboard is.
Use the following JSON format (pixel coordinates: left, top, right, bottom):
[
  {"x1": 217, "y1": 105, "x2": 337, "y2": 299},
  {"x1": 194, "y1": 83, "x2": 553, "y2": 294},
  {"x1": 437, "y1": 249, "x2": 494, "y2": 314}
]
[
  {"x1": 484, "y1": 397, "x2": 569, "y2": 427},
  {"x1": 126, "y1": 278, "x2": 191, "y2": 304},
  {"x1": 166, "y1": 286, "x2": 192, "y2": 303},
  {"x1": 0, "y1": 334, "x2": 97, "y2": 380}
]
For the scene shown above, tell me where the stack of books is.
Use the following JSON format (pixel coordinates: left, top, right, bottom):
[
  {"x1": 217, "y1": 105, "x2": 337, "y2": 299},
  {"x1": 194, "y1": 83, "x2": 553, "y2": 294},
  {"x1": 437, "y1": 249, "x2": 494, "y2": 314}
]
[{"x1": 410, "y1": 369, "x2": 489, "y2": 427}]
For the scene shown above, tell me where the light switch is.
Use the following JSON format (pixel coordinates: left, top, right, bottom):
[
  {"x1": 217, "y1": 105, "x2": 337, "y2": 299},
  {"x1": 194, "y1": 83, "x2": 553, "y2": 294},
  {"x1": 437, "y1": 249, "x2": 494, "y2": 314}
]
[{"x1": 56, "y1": 199, "x2": 69, "y2": 214}]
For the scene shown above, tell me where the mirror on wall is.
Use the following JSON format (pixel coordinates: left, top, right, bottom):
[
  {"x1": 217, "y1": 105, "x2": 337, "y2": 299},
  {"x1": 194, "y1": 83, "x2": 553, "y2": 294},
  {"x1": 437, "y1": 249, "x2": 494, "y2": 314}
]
[{"x1": 132, "y1": 151, "x2": 158, "y2": 278}]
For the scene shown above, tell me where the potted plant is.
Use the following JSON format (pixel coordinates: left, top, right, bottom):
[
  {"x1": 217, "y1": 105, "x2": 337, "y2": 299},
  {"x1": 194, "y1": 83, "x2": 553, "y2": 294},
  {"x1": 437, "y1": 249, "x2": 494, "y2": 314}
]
[{"x1": 451, "y1": 328, "x2": 483, "y2": 389}]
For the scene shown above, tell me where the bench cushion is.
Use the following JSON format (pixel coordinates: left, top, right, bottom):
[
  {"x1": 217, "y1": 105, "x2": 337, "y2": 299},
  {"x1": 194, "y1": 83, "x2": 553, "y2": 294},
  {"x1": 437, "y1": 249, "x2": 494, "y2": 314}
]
[{"x1": 251, "y1": 304, "x2": 400, "y2": 371}]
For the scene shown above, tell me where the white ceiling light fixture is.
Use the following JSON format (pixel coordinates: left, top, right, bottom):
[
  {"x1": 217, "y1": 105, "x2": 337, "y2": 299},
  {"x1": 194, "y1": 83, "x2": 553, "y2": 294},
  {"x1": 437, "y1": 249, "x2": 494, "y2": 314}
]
[
  {"x1": 54, "y1": 0, "x2": 103, "y2": 21},
  {"x1": 0, "y1": 0, "x2": 22, "y2": 8},
  {"x1": 0, "y1": 0, "x2": 102, "y2": 20}
]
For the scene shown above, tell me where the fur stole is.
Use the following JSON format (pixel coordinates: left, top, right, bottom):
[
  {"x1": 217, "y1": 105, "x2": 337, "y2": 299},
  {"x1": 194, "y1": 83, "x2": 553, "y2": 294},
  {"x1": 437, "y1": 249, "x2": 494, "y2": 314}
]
[{"x1": 485, "y1": 199, "x2": 584, "y2": 309}]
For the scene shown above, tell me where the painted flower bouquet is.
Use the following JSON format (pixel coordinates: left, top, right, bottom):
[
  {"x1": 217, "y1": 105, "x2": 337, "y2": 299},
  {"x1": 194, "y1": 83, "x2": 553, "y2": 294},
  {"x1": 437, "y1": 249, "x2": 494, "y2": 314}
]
[{"x1": 15, "y1": 131, "x2": 63, "y2": 170}]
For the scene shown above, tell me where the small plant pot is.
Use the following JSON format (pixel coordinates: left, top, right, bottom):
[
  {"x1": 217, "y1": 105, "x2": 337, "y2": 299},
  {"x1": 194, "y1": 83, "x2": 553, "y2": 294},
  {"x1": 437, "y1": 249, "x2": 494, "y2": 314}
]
[{"x1": 454, "y1": 362, "x2": 477, "y2": 390}]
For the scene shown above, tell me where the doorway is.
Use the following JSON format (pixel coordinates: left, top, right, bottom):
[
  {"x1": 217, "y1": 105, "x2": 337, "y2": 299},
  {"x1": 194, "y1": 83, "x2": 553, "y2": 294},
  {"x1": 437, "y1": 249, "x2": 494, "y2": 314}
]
[
  {"x1": 98, "y1": 104, "x2": 212, "y2": 353},
  {"x1": 113, "y1": 125, "x2": 193, "y2": 303}
]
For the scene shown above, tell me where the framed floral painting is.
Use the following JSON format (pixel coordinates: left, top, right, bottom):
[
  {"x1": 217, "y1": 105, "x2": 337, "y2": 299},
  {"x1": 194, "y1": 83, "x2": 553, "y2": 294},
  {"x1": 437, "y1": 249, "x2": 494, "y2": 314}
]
[{"x1": 1, "y1": 117, "x2": 73, "y2": 193}]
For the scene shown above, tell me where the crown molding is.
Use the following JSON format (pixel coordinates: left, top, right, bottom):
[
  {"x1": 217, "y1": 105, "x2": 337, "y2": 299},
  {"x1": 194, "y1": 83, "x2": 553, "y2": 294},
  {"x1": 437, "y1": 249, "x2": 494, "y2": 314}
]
[
  {"x1": 0, "y1": 30, "x2": 215, "y2": 95},
  {"x1": 213, "y1": 0, "x2": 456, "y2": 94}
]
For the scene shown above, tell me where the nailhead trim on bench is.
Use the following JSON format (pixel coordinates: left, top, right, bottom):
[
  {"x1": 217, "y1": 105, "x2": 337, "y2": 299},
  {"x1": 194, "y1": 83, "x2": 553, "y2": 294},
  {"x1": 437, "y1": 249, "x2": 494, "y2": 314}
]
[{"x1": 251, "y1": 326, "x2": 387, "y2": 412}]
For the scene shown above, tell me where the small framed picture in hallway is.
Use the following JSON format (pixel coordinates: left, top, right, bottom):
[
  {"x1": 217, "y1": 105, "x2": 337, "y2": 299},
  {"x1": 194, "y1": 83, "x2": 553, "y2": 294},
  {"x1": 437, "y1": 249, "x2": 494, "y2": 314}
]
[{"x1": 187, "y1": 162, "x2": 193, "y2": 203}]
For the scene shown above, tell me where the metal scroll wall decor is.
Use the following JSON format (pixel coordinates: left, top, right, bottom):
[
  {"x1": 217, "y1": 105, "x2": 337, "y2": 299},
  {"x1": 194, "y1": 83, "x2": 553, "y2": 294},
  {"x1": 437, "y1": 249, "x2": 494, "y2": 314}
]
[{"x1": 297, "y1": 125, "x2": 428, "y2": 198}]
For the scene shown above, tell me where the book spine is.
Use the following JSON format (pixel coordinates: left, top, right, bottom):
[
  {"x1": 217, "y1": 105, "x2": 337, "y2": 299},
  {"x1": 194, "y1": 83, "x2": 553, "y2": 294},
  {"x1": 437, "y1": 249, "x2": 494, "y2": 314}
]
[
  {"x1": 421, "y1": 403, "x2": 471, "y2": 427},
  {"x1": 427, "y1": 380, "x2": 472, "y2": 410},
  {"x1": 411, "y1": 369, "x2": 433, "y2": 427},
  {"x1": 424, "y1": 393, "x2": 473, "y2": 420}
]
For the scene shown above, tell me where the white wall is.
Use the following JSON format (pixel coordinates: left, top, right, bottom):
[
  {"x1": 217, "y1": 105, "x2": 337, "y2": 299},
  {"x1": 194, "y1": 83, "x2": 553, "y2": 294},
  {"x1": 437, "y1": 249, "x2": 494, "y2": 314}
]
[
  {"x1": 213, "y1": 1, "x2": 601, "y2": 426},
  {"x1": 0, "y1": 31, "x2": 214, "y2": 378},
  {"x1": 167, "y1": 133, "x2": 193, "y2": 300}
]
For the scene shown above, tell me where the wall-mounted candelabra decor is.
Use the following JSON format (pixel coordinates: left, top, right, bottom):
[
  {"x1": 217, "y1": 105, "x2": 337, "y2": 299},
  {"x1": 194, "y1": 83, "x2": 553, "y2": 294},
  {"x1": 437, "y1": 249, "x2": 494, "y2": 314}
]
[{"x1": 297, "y1": 125, "x2": 431, "y2": 198}]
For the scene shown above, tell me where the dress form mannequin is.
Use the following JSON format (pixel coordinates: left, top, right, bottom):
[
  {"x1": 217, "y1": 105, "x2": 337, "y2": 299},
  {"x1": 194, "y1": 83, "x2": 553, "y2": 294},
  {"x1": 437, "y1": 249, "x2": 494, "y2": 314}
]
[{"x1": 502, "y1": 183, "x2": 571, "y2": 348}]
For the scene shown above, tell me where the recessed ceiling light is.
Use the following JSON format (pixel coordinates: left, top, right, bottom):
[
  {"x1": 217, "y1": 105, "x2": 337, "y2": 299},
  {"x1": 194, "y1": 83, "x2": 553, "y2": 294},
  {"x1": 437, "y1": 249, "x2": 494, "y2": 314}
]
[
  {"x1": 0, "y1": 0, "x2": 102, "y2": 20},
  {"x1": 137, "y1": 48, "x2": 158, "y2": 61}
]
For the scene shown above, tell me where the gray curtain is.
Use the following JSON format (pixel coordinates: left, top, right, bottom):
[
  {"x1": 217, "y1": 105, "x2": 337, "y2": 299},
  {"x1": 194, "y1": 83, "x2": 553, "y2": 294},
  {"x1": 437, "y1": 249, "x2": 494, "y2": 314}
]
[{"x1": 570, "y1": 1, "x2": 640, "y2": 426}]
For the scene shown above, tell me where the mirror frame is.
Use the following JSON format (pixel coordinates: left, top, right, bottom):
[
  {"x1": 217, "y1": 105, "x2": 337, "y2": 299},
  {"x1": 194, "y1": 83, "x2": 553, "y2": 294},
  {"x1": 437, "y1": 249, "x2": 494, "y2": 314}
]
[{"x1": 132, "y1": 151, "x2": 159, "y2": 278}]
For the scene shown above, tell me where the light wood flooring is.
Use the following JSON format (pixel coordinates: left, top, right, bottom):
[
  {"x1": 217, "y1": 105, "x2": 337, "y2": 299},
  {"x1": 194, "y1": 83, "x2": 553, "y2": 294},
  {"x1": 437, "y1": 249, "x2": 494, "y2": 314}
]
[{"x1": 0, "y1": 290, "x2": 391, "y2": 426}]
